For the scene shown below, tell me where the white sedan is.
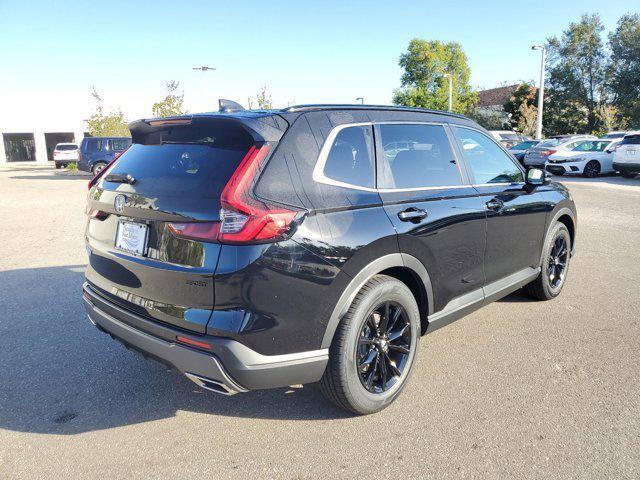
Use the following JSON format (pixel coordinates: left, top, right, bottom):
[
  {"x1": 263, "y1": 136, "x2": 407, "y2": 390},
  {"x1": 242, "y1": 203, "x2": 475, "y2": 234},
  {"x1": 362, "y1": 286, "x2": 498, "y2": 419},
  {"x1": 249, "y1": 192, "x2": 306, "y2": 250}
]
[{"x1": 545, "y1": 139, "x2": 621, "y2": 177}]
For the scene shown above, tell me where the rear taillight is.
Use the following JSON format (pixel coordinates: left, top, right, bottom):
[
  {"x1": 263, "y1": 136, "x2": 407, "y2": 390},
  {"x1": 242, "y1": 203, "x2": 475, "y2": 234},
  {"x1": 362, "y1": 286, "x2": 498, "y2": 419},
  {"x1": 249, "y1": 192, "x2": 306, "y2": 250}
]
[
  {"x1": 541, "y1": 150, "x2": 557, "y2": 156},
  {"x1": 168, "y1": 144, "x2": 301, "y2": 245}
]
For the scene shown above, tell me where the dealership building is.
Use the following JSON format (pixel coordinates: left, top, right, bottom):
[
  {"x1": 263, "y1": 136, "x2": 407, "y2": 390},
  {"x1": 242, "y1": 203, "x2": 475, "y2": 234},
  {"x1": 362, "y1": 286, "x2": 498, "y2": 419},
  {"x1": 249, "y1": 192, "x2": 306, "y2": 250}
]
[{"x1": 0, "y1": 122, "x2": 89, "y2": 164}]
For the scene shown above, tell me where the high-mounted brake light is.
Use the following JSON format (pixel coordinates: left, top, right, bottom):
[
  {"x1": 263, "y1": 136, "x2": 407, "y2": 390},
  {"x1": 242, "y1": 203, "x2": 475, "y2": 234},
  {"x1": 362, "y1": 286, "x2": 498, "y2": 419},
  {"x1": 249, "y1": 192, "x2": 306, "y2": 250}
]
[
  {"x1": 148, "y1": 119, "x2": 192, "y2": 126},
  {"x1": 168, "y1": 144, "x2": 300, "y2": 245}
]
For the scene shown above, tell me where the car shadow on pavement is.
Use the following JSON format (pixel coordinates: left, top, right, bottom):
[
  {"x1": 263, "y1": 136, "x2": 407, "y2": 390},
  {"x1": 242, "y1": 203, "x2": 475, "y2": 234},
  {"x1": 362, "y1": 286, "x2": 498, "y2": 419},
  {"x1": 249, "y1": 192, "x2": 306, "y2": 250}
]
[
  {"x1": 9, "y1": 174, "x2": 91, "y2": 181},
  {"x1": 0, "y1": 265, "x2": 350, "y2": 436}
]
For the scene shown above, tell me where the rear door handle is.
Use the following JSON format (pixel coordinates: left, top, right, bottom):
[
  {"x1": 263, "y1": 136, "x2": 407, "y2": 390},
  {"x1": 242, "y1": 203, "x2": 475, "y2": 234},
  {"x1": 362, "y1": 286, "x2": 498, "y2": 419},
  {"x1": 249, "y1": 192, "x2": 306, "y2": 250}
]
[
  {"x1": 398, "y1": 208, "x2": 428, "y2": 222},
  {"x1": 485, "y1": 198, "x2": 504, "y2": 211}
]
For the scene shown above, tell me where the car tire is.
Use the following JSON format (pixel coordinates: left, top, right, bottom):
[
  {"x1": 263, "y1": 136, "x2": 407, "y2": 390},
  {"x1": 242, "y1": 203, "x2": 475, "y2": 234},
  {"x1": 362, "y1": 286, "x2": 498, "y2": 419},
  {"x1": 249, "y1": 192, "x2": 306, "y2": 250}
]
[
  {"x1": 582, "y1": 160, "x2": 601, "y2": 178},
  {"x1": 55, "y1": 163, "x2": 62, "y2": 169},
  {"x1": 525, "y1": 222, "x2": 571, "y2": 301},
  {"x1": 620, "y1": 170, "x2": 637, "y2": 179},
  {"x1": 320, "y1": 274, "x2": 420, "y2": 415},
  {"x1": 92, "y1": 162, "x2": 107, "y2": 175}
]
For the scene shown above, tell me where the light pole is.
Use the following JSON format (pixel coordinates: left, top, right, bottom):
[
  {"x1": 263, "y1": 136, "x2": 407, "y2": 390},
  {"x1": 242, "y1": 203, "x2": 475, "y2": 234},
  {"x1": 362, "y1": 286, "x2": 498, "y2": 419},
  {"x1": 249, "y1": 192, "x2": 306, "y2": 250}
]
[
  {"x1": 192, "y1": 65, "x2": 216, "y2": 109},
  {"x1": 531, "y1": 45, "x2": 546, "y2": 140},
  {"x1": 356, "y1": 97, "x2": 364, "y2": 104},
  {"x1": 442, "y1": 73, "x2": 453, "y2": 112}
]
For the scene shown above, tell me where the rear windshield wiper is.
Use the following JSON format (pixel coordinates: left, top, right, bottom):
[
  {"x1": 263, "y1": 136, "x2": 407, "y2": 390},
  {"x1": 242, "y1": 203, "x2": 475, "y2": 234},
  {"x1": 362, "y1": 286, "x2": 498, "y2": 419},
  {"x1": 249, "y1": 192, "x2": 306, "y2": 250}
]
[{"x1": 104, "y1": 173, "x2": 137, "y2": 184}]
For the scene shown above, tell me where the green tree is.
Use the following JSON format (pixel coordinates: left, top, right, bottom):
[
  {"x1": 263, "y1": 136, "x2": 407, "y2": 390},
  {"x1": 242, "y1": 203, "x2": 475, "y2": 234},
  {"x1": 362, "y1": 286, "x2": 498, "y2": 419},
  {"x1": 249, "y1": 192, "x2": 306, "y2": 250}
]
[
  {"x1": 546, "y1": 14, "x2": 608, "y2": 134},
  {"x1": 247, "y1": 85, "x2": 272, "y2": 110},
  {"x1": 504, "y1": 83, "x2": 539, "y2": 136},
  {"x1": 392, "y1": 39, "x2": 477, "y2": 113},
  {"x1": 151, "y1": 81, "x2": 187, "y2": 118},
  {"x1": 608, "y1": 13, "x2": 640, "y2": 127},
  {"x1": 86, "y1": 87, "x2": 130, "y2": 137}
]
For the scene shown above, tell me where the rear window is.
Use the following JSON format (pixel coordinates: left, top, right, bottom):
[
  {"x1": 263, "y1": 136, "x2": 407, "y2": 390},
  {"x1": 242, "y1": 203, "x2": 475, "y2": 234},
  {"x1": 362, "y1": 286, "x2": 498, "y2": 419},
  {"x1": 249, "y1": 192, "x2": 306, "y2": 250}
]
[
  {"x1": 621, "y1": 135, "x2": 640, "y2": 145},
  {"x1": 500, "y1": 133, "x2": 520, "y2": 140},
  {"x1": 511, "y1": 141, "x2": 536, "y2": 150},
  {"x1": 56, "y1": 144, "x2": 77, "y2": 151},
  {"x1": 99, "y1": 121, "x2": 255, "y2": 218},
  {"x1": 539, "y1": 139, "x2": 561, "y2": 148},
  {"x1": 104, "y1": 143, "x2": 247, "y2": 199}
]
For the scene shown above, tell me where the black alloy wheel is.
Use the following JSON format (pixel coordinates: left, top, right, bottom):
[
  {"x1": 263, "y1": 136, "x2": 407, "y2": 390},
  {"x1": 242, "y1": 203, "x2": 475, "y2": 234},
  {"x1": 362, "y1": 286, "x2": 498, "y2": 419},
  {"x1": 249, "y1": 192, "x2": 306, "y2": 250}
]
[
  {"x1": 547, "y1": 236, "x2": 569, "y2": 289},
  {"x1": 356, "y1": 301, "x2": 412, "y2": 394},
  {"x1": 583, "y1": 160, "x2": 600, "y2": 178}
]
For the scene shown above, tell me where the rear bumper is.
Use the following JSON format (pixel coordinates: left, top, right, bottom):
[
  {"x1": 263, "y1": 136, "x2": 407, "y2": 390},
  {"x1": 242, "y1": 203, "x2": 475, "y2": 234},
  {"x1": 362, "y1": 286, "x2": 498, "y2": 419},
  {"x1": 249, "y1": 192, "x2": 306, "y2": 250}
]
[
  {"x1": 614, "y1": 162, "x2": 640, "y2": 172},
  {"x1": 83, "y1": 283, "x2": 328, "y2": 392}
]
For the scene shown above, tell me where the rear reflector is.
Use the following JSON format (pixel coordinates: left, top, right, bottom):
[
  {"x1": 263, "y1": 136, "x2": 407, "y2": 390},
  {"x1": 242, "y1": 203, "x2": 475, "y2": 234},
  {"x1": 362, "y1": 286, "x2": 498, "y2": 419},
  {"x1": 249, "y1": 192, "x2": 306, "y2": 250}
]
[
  {"x1": 176, "y1": 335, "x2": 212, "y2": 351},
  {"x1": 168, "y1": 222, "x2": 220, "y2": 242}
]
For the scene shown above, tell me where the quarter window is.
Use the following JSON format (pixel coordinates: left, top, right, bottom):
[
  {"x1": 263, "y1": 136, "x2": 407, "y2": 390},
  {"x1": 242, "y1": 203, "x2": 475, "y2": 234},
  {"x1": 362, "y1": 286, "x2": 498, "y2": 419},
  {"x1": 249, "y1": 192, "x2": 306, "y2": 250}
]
[
  {"x1": 322, "y1": 125, "x2": 375, "y2": 188},
  {"x1": 378, "y1": 124, "x2": 461, "y2": 189},
  {"x1": 452, "y1": 127, "x2": 524, "y2": 184}
]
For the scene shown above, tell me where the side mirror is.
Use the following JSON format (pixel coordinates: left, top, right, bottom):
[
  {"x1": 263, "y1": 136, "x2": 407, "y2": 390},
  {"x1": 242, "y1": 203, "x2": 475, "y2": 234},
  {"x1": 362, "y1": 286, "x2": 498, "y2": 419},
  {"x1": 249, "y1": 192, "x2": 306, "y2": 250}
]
[{"x1": 526, "y1": 167, "x2": 546, "y2": 186}]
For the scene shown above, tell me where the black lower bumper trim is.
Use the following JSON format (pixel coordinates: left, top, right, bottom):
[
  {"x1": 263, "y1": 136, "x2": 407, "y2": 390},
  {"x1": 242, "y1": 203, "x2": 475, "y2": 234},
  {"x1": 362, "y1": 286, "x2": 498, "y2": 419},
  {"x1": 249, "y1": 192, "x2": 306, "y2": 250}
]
[{"x1": 83, "y1": 283, "x2": 328, "y2": 391}]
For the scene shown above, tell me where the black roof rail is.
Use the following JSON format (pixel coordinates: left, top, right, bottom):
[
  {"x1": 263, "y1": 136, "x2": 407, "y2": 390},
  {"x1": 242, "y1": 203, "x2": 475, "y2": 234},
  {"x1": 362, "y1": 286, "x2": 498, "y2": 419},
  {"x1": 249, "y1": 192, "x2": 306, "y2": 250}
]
[{"x1": 281, "y1": 103, "x2": 468, "y2": 119}]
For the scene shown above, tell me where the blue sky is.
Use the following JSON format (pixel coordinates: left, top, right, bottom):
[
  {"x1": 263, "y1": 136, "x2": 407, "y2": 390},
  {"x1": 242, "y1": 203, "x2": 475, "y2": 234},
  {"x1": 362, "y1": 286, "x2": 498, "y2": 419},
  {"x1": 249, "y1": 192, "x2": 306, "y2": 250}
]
[{"x1": 0, "y1": 0, "x2": 637, "y2": 129}]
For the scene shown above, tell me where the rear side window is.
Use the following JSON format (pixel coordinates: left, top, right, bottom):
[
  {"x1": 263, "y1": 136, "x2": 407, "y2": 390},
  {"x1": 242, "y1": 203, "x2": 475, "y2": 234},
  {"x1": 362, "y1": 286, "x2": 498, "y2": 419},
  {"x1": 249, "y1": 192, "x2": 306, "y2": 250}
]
[
  {"x1": 378, "y1": 124, "x2": 461, "y2": 189},
  {"x1": 110, "y1": 139, "x2": 130, "y2": 151},
  {"x1": 322, "y1": 125, "x2": 375, "y2": 188},
  {"x1": 56, "y1": 144, "x2": 77, "y2": 151},
  {"x1": 621, "y1": 135, "x2": 640, "y2": 145},
  {"x1": 453, "y1": 127, "x2": 524, "y2": 184}
]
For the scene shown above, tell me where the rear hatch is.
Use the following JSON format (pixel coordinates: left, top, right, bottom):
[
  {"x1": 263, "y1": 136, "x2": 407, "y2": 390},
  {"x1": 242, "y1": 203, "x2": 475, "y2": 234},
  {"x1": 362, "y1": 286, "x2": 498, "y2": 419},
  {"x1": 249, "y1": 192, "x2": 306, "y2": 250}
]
[
  {"x1": 54, "y1": 144, "x2": 78, "y2": 160},
  {"x1": 84, "y1": 114, "x2": 286, "y2": 333},
  {"x1": 617, "y1": 134, "x2": 640, "y2": 163}
]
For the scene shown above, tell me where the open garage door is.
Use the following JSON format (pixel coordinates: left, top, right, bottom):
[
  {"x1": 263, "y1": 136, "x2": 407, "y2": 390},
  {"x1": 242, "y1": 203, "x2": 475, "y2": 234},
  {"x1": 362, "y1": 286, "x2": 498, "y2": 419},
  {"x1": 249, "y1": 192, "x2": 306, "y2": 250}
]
[
  {"x1": 3, "y1": 133, "x2": 36, "y2": 162},
  {"x1": 45, "y1": 132, "x2": 75, "y2": 161}
]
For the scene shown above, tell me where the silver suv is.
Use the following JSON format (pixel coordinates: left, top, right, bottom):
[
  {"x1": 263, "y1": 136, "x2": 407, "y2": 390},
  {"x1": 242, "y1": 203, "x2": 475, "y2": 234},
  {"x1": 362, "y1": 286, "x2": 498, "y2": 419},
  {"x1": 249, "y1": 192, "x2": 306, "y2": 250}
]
[{"x1": 524, "y1": 135, "x2": 597, "y2": 168}]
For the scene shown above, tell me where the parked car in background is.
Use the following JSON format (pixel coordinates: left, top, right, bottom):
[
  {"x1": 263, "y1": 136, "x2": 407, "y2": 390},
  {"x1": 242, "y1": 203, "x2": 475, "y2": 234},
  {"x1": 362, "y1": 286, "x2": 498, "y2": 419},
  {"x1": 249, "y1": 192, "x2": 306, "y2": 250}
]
[
  {"x1": 53, "y1": 143, "x2": 78, "y2": 169},
  {"x1": 545, "y1": 139, "x2": 621, "y2": 177},
  {"x1": 77, "y1": 137, "x2": 132, "y2": 175},
  {"x1": 600, "y1": 131, "x2": 629, "y2": 140},
  {"x1": 83, "y1": 105, "x2": 577, "y2": 414},
  {"x1": 509, "y1": 140, "x2": 540, "y2": 163},
  {"x1": 523, "y1": 134, "x2": 597, "y2": 168},
  {"x1": 489, "y1": 130, "x2": 528, "y2": 148},
  {"x1": 613, "y1": 131, "x2": 640, "y2": 178}
]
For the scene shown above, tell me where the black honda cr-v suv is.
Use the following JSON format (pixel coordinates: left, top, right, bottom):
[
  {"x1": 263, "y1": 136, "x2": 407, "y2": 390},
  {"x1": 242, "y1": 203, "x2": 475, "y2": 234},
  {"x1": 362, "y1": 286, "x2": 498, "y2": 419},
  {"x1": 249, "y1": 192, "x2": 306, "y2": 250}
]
[{"x1": 83, "y1": 105, "x2": 576, "y2": 414}]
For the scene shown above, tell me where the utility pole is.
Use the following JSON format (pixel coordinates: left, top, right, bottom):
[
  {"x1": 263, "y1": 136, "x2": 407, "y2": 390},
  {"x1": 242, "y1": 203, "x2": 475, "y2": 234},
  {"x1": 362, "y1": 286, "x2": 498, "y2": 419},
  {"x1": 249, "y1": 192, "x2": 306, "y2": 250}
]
[
  {"x1": 192, "y1": 66, "x2": 216, "y2": 110},
  {"x1": 442, "y1": 73, "x2": 453, "y2": 112},
  {"x1": 531, "y1": 46, "x2": 546, "y2": 140}
]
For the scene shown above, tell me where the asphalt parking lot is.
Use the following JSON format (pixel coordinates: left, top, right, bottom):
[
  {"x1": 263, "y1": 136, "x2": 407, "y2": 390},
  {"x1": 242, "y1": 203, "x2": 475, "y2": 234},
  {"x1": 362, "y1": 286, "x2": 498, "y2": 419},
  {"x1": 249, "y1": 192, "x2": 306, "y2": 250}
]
[{"x1": 1, "y1": 165, "x2": 639, "y2": 479}]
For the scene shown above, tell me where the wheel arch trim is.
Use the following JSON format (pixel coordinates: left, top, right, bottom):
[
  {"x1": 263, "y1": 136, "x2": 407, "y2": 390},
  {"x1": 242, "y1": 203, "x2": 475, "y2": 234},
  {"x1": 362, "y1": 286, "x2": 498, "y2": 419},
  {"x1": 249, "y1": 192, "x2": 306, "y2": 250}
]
[
  {"x1": 320, "y1": 253, "x2": 433, "y2": 349},
  {"x1": 544, "y1": 206, "x2": 576, "y2": 261}
]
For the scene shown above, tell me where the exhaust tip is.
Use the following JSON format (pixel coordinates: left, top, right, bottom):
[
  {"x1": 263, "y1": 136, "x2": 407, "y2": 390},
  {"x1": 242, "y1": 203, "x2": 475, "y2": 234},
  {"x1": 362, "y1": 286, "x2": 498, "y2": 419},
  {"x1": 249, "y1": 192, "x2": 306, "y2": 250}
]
[{"x1": 184, "y1": 372, "x2": 240, "y2": 396}]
